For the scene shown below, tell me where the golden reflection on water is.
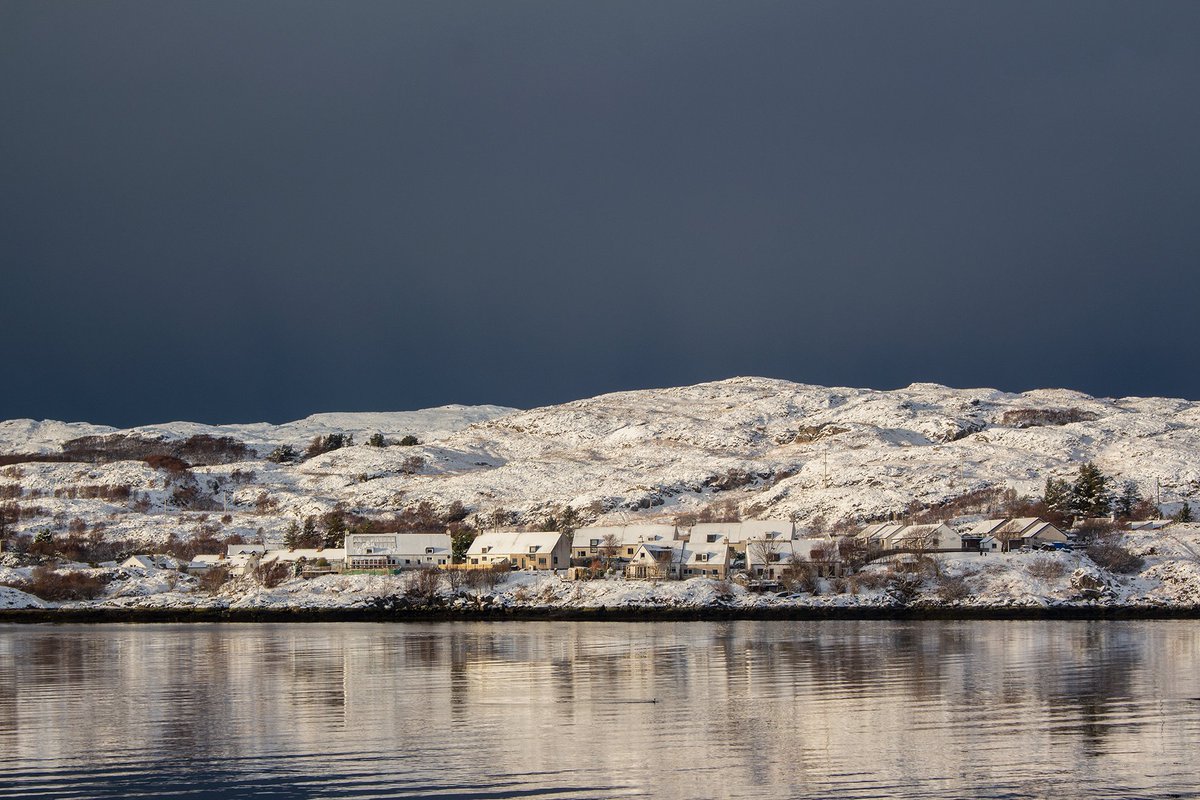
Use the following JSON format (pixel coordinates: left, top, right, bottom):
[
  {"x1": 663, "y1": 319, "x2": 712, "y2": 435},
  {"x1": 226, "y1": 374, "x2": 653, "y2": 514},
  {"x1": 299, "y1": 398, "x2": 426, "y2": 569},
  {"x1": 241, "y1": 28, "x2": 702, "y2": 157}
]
[{"x1": 0, "y1": 621, "x2": 1198, "y2": 799}]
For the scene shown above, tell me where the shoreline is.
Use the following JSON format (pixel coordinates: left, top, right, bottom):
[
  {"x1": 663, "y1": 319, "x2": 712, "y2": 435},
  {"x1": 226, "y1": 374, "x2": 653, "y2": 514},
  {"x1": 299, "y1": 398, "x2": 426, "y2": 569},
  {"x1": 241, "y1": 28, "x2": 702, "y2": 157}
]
[{"x1": 3, "y1": 604, "x2": 1200, "y2": 624}]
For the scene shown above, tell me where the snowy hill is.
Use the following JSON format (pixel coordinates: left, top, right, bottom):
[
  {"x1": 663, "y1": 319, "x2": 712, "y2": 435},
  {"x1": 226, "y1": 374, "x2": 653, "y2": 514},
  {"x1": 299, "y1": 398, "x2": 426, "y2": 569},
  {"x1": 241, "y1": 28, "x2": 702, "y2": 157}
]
[{"x1": 3, "y1": 377, "x2": 1200, "y2": 546}]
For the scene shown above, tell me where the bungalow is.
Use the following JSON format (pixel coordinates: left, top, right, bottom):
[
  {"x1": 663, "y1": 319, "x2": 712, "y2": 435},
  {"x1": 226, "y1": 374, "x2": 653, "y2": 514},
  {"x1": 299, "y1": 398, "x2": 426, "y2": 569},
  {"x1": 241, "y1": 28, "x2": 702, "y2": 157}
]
[
  {"x1": 120, "y1": 554, "x2": 183, "y2": 571},
  {"x1": 886, "y1": 523, "x2": 961, "y2": 551},
  {"x1": 745, "y1": 538, "x2": 843, "y2": 580},
  {"x1": 570, "y1": 524, "x2": 677, "y2": 564},
  {"x1": 185, "y1": 551, "x2": 259, "y2": 576},
  {"x1": 964, "y1": 518, "x2": 1068, "y2": 551},
  {"x1": 855, "y1": 523, "x2": 905, "y2": 548},
  {"x1": 344, "y1": 532, "x2": 452, "y2": 571},
  {"x1": 465, "y1": 531, "x2": 570, "y2": 570}
]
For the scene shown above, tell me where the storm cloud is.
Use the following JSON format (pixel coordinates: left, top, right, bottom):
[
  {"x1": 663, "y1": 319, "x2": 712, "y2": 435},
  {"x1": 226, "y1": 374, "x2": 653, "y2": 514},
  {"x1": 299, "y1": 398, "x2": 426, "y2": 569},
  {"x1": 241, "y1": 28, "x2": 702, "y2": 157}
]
[{"x1": 2, "y1": 1, "x2": 1199, "y2": 426}]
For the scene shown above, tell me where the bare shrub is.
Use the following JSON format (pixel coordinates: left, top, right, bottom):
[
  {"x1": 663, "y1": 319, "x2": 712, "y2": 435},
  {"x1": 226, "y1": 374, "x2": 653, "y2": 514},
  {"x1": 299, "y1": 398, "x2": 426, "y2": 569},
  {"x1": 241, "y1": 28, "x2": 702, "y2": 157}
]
[
  {"x1": 1086, "y1": 540, "x2": 1144, "y2": 574},
  {"x1": 404, "y1": 568, "x2": 443, "y2": 602},
  {"x1": 1074, "y1": 518, "x2": 1121, "y2": 543},
  {"x1": 1026, "y1": 556, "x2": 1067, "y2": 582},
  {"x1": 464, "y1": 565, "x2": 505, "y2": 591},
  {"x1": 253, "y1": 560, "x2": 291, "y2": 588},
  {"x1": 932, "y1": 573, "x2": 969, "y2": 602},
  {"x1": 198, "y1": 566, "x2": 230, "y2": 593},
  {"x1": 779, "y1": 558, "x2": 820, "y2": 594},
  {"x1": 16, "y1": 566, "x2": 108, "y2": 601},
  {"x1": 144, "y1": 454, "x2": 191, "y2": 474},
  {"x1": 0, "y1": 484, "x2": 23, "y2": 500}
]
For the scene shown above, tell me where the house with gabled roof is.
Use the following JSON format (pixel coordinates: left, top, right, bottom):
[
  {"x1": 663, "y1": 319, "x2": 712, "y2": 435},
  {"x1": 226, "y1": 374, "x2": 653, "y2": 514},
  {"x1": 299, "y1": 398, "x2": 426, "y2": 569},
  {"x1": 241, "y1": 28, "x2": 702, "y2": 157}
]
[
  {"x1": 466, "y1": 530, "x2": 570, "y2": 570},
  {"x1": 856, "y1": 522, "x2": 905, "y2": 548},
  {"x1": 571, "y1": 524, "x2": 676, "y2": 564},
  {"x1": 344, "y1": 532, "x2": 452, "y2": 571},
  {"x1": 745, "y1": 537, "x2": 844, "y2": 580},
  {"x1": 963, "y1": 518, "x2": 1068, "y2": 551},
  {"x1": 625, "y1": 537, "x2": 734, "y2": 580}
]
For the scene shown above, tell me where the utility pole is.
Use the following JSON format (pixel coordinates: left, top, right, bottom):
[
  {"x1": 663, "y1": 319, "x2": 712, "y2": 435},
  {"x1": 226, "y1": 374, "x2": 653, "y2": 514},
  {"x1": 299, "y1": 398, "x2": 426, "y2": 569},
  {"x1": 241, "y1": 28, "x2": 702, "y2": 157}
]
[{"x1": 823, "y1": 443, "x2": 829, "y2": 489}]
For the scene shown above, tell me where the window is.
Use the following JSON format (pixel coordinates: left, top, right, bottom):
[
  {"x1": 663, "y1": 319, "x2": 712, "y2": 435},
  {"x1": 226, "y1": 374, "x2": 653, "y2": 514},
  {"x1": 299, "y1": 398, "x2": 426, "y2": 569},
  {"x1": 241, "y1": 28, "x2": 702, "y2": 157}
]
[
  {"x1": 626, "y1": 547, "x2": 634, "y2": 555},
  {"x1": 529, "y1": 546, "x2": 538, "y2": 554},
  {"x1": 470, "y1": 558, "x2": 479, "y2": 565},
  {"x1": 589, "y1": 539, "x2": 600, "y2": 547},
  {"x1": 538, "y1": 557, "x2": 547, "y2": 566},
  {"x1": 425, "y1": 547, "x2": 435, "y2": 554}
]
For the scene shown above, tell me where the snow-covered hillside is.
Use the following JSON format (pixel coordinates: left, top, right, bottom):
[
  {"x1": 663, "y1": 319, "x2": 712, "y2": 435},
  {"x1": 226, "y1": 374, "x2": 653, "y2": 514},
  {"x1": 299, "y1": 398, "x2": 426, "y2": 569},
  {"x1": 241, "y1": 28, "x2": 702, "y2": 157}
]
[{"x1": 3, "y1": 377, "x2": 1200, "y2": 546}]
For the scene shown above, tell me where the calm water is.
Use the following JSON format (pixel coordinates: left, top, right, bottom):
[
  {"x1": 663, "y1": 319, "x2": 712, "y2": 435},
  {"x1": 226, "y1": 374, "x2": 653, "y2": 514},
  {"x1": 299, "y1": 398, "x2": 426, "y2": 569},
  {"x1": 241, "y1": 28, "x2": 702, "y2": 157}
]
[{"x1": 1, "y1": 621, "x2": 1198, "y2": 799}]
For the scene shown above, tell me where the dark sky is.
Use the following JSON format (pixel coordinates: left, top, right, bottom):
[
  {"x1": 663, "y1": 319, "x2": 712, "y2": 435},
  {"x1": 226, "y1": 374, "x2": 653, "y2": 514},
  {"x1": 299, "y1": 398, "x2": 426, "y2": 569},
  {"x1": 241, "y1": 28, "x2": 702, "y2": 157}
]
[{"x1": 3, "y1": 1, "x2": 1200, "y2": 427}]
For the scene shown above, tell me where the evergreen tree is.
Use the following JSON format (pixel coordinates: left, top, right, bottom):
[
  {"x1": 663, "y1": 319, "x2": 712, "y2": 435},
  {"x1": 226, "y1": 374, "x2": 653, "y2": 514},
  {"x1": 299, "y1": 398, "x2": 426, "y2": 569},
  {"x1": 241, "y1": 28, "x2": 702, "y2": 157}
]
[
  {"x1": 322, "y1": 510, "x2": 347, "y2": 548},
  {"x1": 1175, "y1": 502, "x2": 1194, "y2": 523},
  {"x1": 283, "y1": 520, "x2": 300, "y2": 550},
  {"x1": 1114, "y1": 480, "x2": 1142, "y2": 519},
  {"x1": 1043, "y1": 477, "x2": 1071, "y2": 514},
  {"x1": 1071, "y1": 462, "x2": 1111, "y2": 518},
  {"x1": 399, "y1": 435, "x2": 419, "y2": 446},
  {"x1": 367, "y1": 433, "x2": 386, "y2": 448},
  {"x1": 451, "y1": 527, "x2": 477, "y2": 562},
  {"x1": 301, "y1": 516, "x2": 318, "y2": 547}
]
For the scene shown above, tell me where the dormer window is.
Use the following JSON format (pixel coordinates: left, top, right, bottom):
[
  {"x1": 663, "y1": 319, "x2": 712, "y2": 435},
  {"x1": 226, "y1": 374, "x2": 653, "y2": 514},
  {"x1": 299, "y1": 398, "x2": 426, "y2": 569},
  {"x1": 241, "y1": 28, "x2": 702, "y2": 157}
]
[
  {"x1": 528, "y1": 545, "x2": 538, "y2": 554},
  {"x1": 589, "y1": 539, "x2": 600, "y2": 547},
  {"x1": 425, "y1": 547, "x2": 435, "y2": 554}
]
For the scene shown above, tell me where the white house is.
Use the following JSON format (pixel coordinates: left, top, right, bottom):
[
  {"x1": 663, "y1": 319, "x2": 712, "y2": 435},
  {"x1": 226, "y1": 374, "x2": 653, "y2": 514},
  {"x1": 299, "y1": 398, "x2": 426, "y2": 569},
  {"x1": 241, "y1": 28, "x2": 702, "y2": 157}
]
[
  {"x1": 344, "y1": 532, "x2": 452, "y2": 571},
  {"x1": 745, "y1": 538, "x2": 843, "y2": 580},
  {"x1": 887, "y1": 523, "x2": 961, "y2": 551},
  {"x1": 963, "y1": 518, "x2": 1068, "y2": 551},
  {"x1": 465, "y1": 531, "x2": 570, "y2": 570},
  {"x1": 686, "y1": 519, "x2": 796, "y2": 546},
  {"x1": 625, "y1": 537, "x2": 733, "y2": 580},
  {"x1": 570, "y1": 524, "x2": 677, "y2": 563},
  {"x1": 228, "y1": 543, "x2": 267, "y2": 557},
  {"x1": 185, "y1": 551, "x2": 259, "y2": 576},
  {"x1": 120, "y1": 554, "x2": 182, "y2": 571},
  {"x1": 856, "y1": 523, "x2": 905, "y2": 548}
]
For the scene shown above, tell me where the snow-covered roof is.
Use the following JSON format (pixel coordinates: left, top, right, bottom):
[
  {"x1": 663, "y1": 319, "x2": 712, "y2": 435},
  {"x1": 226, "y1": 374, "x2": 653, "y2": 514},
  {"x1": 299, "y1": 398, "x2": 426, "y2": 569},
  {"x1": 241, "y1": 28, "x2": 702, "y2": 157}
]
[
  {"x1": 1130, "y1": 519, "x2": 1172, "y2": 530},
  {"x1": 228, "y1": 544, "x2": 267, "y2": 556},
  {"x1": 687, "y1": 520, "x2": 794, "y2": 544},
  {"x1": 467, "y1": 530, "x2": 567, "y2": 556},
  {"x1": 345, "y1": 532, "x2": 452, "y2": 556},
  {"x1": 965, "y1": 519, "x2": 1009, "y2": 537},
  {"x1": 121, "y1": 554, "x2": 181, "y2": 570},
  {"x1": 857, "y1": 522, "x2": 904, "y2": 541},
  {"x1": 571, "y1": 524, "x2": 675, "y2": 549}
]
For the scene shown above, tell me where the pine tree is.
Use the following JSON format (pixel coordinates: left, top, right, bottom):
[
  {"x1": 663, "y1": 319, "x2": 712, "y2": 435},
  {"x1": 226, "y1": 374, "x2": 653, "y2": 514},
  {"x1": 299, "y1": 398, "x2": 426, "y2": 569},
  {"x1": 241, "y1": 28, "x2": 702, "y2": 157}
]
[
  {"x1": 367, "y1": 433, "x2": 386, "y2": 448},
  {"x1": 301, "y1": 516, "x2": 318, "y2": 548},
  {"x1": 1071, "y1": 462, "x2": 1111, "y2": 518},
  {"x1": 1114, "y1": 480, "x2": 1142, "y2": 519},
  {"x1": 1043, "y1": 477, "x2": 1071, "y2": 514},
  {"x1": 284, "y1": 520, "x2": 300, "y2": 550},
  {"x1": 1175, "y1": 502, "x2": 1194, "y2": 523}
]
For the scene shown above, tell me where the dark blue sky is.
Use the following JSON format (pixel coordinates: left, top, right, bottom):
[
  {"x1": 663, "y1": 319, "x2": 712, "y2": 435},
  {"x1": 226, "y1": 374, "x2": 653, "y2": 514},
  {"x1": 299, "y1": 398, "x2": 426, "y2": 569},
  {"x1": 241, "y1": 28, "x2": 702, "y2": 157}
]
[{"x1": 3, "y1": 1, "x2": 1200, "y2": 427}]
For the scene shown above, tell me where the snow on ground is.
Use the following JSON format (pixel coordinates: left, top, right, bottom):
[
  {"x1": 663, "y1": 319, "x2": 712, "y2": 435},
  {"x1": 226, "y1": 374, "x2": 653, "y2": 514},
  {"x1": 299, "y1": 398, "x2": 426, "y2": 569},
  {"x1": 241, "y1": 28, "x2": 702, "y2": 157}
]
[
  {"x1": 6, "y1": 527, "x2": 1200, "y2": 612},
  {"x1": 4, "y1": 378, "x2": 1200, "y2": 610}
]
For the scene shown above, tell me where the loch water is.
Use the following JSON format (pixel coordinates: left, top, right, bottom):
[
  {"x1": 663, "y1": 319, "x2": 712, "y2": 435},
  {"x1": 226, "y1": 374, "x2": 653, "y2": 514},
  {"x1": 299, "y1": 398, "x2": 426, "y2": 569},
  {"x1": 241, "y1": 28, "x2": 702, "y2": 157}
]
[{"x1": 1, "y1": 620, "x2": 1198, "y2": 799}]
